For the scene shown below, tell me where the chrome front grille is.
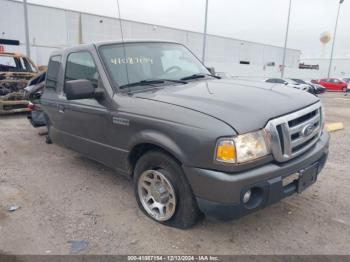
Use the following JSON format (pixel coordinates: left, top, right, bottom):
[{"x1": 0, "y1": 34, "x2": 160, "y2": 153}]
[{"x1": 265, "y1": 102, "x2": 323, "y2": 162}]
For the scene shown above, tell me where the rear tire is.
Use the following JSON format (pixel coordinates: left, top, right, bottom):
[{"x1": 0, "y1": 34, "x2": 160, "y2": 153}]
[
  {"x1": 342, "y1": 87, "x2": 347, "y2": 92},
  {"x1": 133, "y1": 150, "x2": 201, "y2": 229}
]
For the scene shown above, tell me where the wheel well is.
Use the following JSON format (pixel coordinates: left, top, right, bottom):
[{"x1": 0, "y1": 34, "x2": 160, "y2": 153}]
[{"x1": 128, "y1": 143, "x2": 181, "y2": 177}]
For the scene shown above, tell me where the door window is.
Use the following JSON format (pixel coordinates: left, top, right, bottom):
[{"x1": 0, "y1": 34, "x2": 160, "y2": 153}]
[{"x1": 64, "y1": 52, "x2": 99, "y2": 91}]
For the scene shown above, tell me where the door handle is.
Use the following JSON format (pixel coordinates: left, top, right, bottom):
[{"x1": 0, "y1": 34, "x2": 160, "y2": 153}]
[{"x1": 57, "y1": 104, "x2": 65, "y2": 113}]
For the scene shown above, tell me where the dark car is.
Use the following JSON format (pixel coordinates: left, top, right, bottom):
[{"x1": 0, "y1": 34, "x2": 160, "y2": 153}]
[
  {"x1": 309, "y1": 83, "x2": 326, "y2": 94},
  {"x1": 40, "y1": 41, "x2": 329, "y2": 228},
  {"x1": 25, "y1": 71, "x2": 47, "y2": 127},
  {"x1": 24, "y1": 71, "x2": 46, "y2": 100}
]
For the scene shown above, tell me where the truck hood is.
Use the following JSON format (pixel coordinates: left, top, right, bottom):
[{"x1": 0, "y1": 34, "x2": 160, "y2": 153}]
[{"x1": 134, "y1": 78, "x2": 319, "y2": 134}]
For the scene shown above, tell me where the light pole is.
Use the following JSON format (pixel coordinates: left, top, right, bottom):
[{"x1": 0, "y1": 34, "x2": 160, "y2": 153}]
[
  {"x1": 327, "y1": 0, "x2": 344, "y2": 78},
  {"x1": 23, "y1": 0, "x2": 30, "y2": 57},
  {"x1": 281, "y1": 0, "x2": 292, "y2": 78},
  {"x1": 202, "y1": 0, "x2": 209, "y2": 63}
]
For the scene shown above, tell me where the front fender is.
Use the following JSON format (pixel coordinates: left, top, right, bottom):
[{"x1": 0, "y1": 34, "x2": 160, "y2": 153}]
[{"x1": 128, "y1": 129, "x2": 186, "y2": 164}]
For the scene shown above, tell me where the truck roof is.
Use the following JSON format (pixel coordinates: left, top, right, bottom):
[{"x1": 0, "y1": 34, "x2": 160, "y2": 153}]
[{"x1": 49, "y1": 40, "x2": 181, "y2": 57}]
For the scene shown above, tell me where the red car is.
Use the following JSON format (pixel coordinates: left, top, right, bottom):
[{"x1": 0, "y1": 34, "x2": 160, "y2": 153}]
[{"x1": 315, "y1": 78, "x2": 348, "y2": 92}]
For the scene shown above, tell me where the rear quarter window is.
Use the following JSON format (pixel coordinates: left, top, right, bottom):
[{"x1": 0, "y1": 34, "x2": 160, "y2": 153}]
[{"x1": 46, "y1": 55, "x2": 62, "y2": 91}]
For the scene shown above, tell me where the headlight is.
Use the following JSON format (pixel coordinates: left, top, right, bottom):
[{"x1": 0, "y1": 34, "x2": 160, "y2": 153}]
[{"x1": 215, "y1": 130, "x2": 270, "y2": 164}]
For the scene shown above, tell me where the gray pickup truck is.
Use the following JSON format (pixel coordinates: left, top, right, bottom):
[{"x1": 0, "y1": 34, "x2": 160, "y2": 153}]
[{"x1": 41, "y1": 40, "x2": 329, "y2": 228}]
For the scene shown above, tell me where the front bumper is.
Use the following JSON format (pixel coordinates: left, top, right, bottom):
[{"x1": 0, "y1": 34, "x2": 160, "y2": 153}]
[{"x1": 183, "y1": 131, "x2": 329, "y2": 220}]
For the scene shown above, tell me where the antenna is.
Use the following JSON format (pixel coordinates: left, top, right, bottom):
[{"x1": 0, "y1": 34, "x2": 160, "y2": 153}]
[{"x1": 116, "y1": 0, "x2": 130, "y2": 87}]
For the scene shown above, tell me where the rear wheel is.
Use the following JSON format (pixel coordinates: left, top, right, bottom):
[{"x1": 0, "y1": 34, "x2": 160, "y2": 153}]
[
  {"x1": 133, "y1": 150, "x2": 201, "y2": 228},
  {"x1": 342, "y1": 87, "x2": 347, "y2": 92}
]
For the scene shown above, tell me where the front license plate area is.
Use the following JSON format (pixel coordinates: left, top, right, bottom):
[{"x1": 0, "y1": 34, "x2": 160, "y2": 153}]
[
  {"x1": 297, "y1": 163, "x2": 319, "y2": 193},
  {"x1": 282, "y1": 173, "x2": 299, "y2": 187}
]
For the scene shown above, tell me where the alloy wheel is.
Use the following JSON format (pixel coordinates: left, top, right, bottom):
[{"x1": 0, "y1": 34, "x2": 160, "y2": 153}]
[{"x1": 137, "y1": 169, "x2": 177, "y2": 221}]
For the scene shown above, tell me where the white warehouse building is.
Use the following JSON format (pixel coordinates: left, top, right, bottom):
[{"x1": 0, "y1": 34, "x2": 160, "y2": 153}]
[{"x1": 0, "y1": 0, "x2": 335, "y2": 79}]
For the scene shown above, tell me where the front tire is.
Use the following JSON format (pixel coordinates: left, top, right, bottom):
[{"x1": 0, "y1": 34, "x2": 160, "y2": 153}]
[{"x1": 133, "y1": 150, "x2": 201, "y2": 228}]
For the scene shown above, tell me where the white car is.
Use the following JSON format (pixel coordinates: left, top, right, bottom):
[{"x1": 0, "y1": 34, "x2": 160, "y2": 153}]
[{"x1": 264, "y1": 78, "x2": 311, "y2": 93}]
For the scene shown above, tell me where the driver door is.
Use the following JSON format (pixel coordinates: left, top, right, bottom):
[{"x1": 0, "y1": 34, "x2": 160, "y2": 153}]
[{"x1": 59, "y1": 51, "x2": 112, "y2": 164}]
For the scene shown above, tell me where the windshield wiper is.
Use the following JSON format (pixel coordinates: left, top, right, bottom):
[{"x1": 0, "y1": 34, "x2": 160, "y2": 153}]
[
  {"x1": 119, "y1": 80, "x2": 163, "y2": 89},
  {"x1": 180, "y1": 73, "x2": 221, "y2": 81},
  {"x1": 160, "y1": 79, "x2": 187, "y2": 84},
  {"x1": 119, "y1": 79, "x2": 187, "y2": 89}
]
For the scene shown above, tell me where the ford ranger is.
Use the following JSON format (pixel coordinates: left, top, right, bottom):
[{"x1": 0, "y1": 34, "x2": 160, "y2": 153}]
[{"x1": 41, "y1": 41, "x2": 329, "y2": 228}]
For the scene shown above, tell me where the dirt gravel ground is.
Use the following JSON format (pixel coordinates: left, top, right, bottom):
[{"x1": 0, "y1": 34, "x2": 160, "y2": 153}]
[{"x1": 0, "y1": 92, "x2": 349, "y2": 255}]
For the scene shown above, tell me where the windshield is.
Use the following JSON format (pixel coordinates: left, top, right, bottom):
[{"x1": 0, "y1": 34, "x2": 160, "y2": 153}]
[
  {"x1": 0, "y1": 55, "x2": 37, "y2": 73},
  {"x1": 99, "y1": 42, "x2": 210, "y2": 88}
]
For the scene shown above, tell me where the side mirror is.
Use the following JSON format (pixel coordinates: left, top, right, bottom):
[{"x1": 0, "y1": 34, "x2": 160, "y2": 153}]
[
  {"x1": 206, "y1": 67, "x2": 216, "y2": 76},
  {"x1": 65, "y1": 79, "x2": 103, "y2": 100}
]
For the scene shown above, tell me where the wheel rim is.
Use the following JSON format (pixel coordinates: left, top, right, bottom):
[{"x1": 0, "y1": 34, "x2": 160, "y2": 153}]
[{"x1": 137, "y1": 169, "x2": 177, "y2": 221}]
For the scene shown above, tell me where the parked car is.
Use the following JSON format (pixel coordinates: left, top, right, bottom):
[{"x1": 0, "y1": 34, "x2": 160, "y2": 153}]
[
  {"x1": 0, "y1": 52, "x2": 39, "y2": 114},
  {"x1": 308, "y1": 82, "x2": 326, "y2": 94},
  {"x1": 41, "y1": 41, "x2": 329, "y2": 228},
  {"x1": 316, "y1": 78, "x2": 348, "y2": 92},
  {"x1": 289, "y1": 78, "x2": 325, "y2": 95},
  {"x1": 264, "y1": 78, "x2": 313, "y2": 94},
  {"x1": 25, "y1": 71, "x2": 47, "y2": 127}
]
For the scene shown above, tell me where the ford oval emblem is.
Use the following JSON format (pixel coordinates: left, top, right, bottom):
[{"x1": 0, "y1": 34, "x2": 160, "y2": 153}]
[{"x1": 301, "y1": 123, "x2": 315, "y2": 137}]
